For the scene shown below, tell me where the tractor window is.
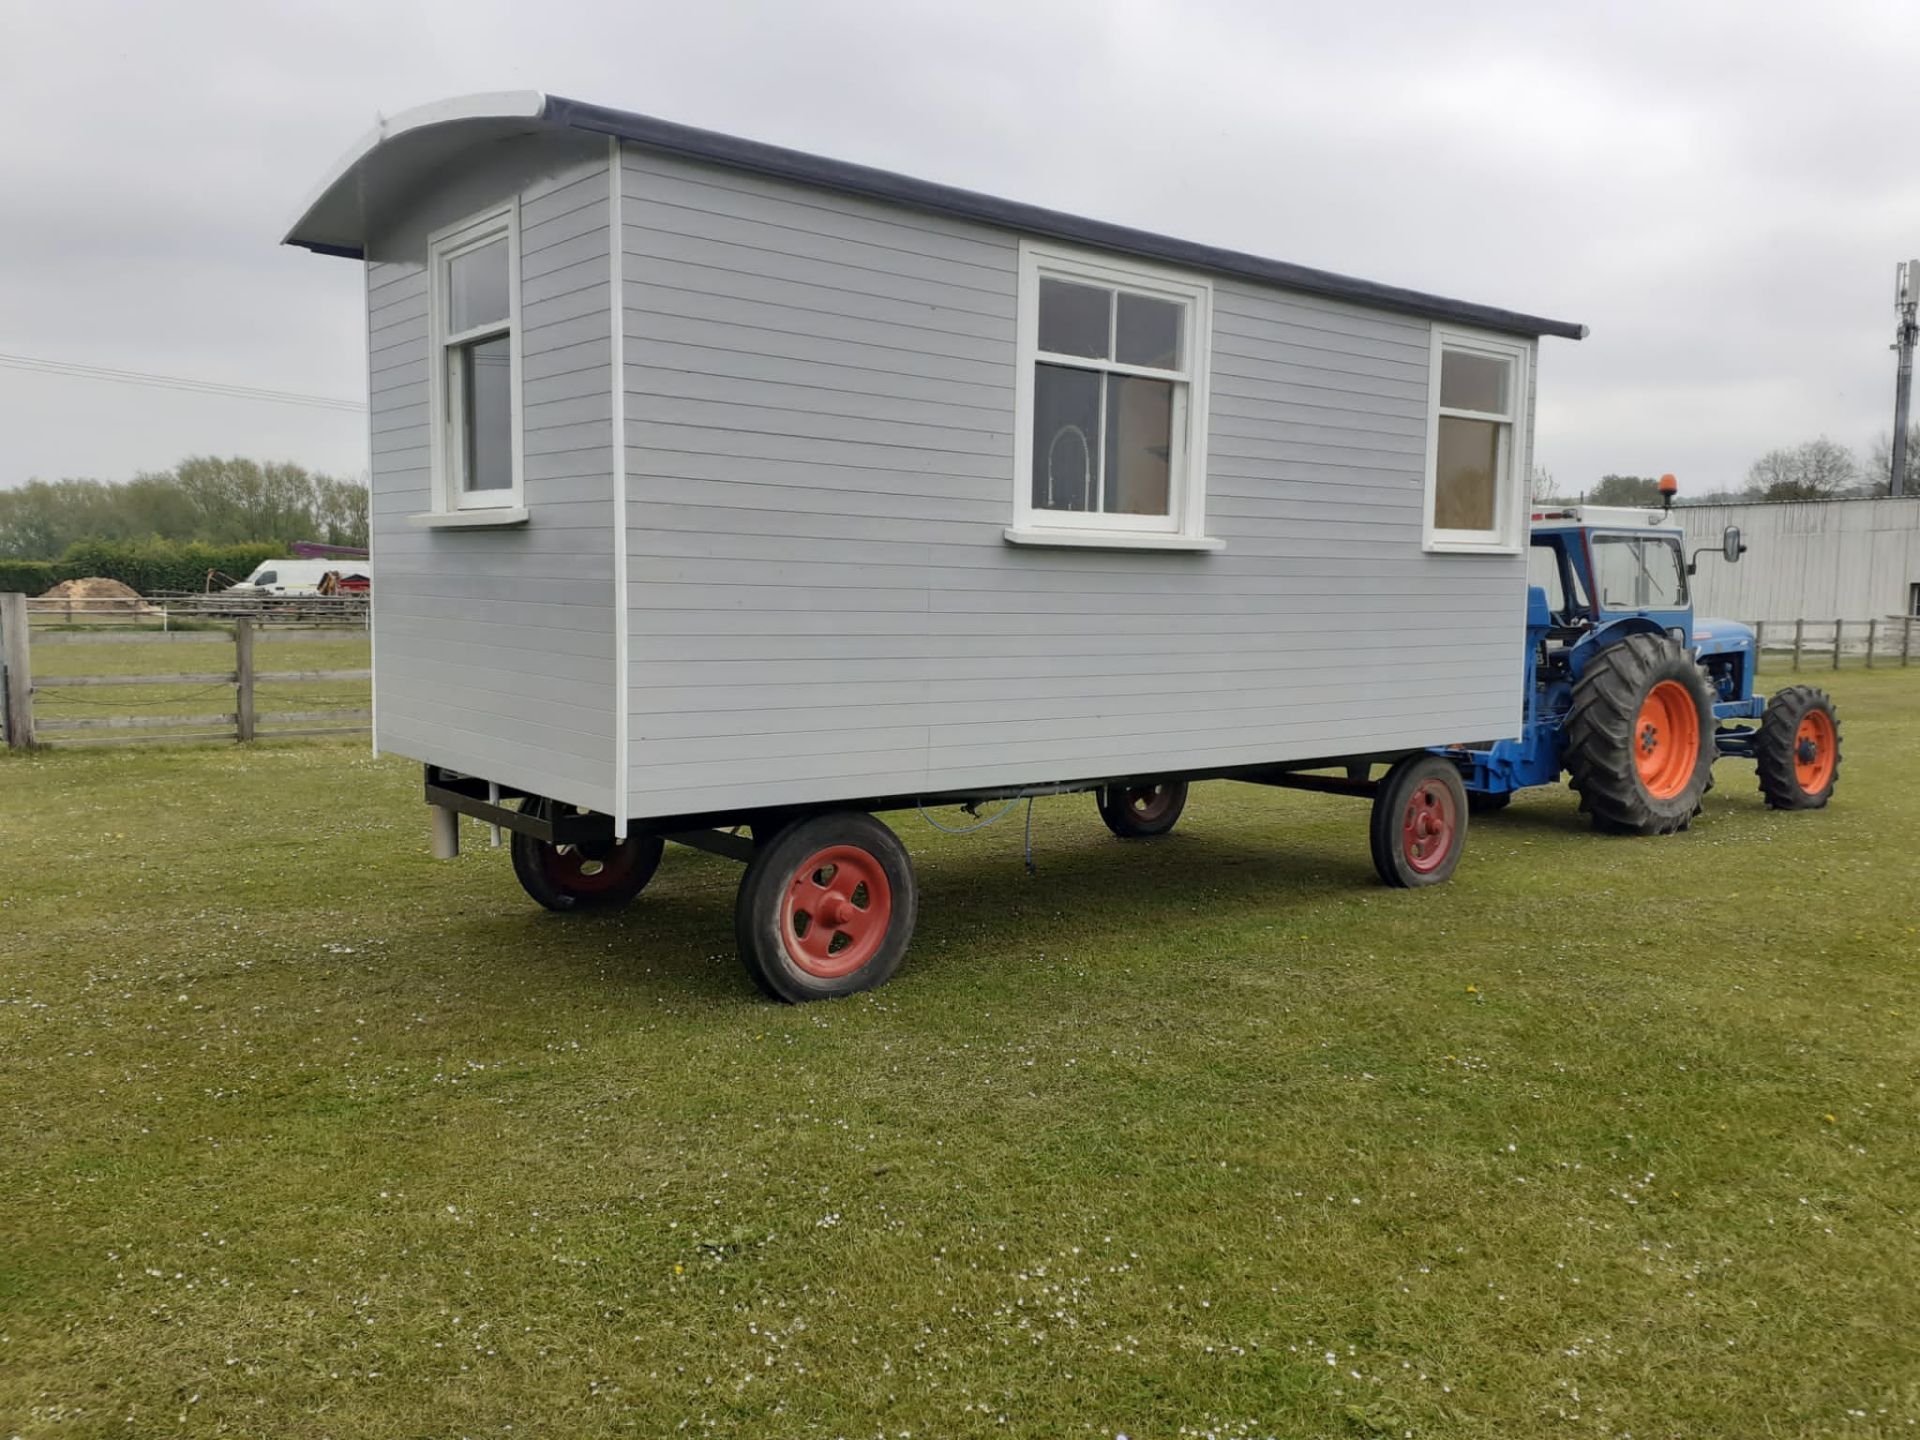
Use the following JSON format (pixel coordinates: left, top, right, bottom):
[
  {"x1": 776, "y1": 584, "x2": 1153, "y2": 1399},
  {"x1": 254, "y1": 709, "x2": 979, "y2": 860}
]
[
  {"x1": 1528, "y1": 545, "x2": 1566, "y2": 613},
  {"x1": 1592, "y1": 535, "x2": 1687, "y2": 611},
  {"x1": 1527, "y1": 540, "x2": 1588, "y2": 618}
]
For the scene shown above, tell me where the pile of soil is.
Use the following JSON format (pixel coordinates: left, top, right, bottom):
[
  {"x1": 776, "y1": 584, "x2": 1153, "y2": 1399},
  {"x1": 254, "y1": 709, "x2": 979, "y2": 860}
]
[{"x1": 37, "y1": 577, "x2": 155, "y2": 613}]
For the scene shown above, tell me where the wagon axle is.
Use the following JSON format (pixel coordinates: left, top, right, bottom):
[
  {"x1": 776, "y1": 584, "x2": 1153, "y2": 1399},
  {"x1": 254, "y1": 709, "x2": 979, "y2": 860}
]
[{"x1": 422, "y1": 751, "x2": 1471, "y2": 1002}]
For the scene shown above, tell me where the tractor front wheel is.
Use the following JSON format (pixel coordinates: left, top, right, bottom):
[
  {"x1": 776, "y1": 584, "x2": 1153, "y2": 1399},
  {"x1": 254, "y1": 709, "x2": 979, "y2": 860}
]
[
  {"x1": 1565, "y1": 634, "x2": 1717, "y2": 835},
  {"x1": 1096, "y1": 780, "x2": 1189, "y2": 839},
  {"x1": 1369, "y1": 755, "x2": 1468, "y2": 887},
  {"x1": 510, "y1": 798, "x2": 664, "y2": 911},
  {"x1": 735, "y1": 811, "x2": 918, "y2": 1003},
  {"x1": 1755, "y1": 685, "x2": 1841, "y2": 809}
]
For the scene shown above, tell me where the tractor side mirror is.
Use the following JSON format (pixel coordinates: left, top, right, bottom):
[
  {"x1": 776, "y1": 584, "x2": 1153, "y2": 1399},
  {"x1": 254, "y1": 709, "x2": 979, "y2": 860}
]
[{"x1": 1722, "y1": 525, "x2": 1744, "y2": 563}]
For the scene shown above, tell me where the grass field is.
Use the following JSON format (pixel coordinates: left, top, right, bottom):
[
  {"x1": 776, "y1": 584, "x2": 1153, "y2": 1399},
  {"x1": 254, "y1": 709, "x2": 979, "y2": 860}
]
[{"x1": 3, "y1": 666, "x2": 1917, "y2": 1438}]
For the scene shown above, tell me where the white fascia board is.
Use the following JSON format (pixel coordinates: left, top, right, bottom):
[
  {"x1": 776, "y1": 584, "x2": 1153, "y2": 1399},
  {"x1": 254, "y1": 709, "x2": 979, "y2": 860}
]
[{"x1": 281, "y1": 90, "x2": 546, "y2": 250}]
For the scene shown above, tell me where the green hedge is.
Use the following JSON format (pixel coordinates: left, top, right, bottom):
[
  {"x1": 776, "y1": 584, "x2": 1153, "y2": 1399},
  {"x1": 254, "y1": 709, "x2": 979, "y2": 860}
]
[
  {"x1": 0, "y1": 559, "x2": 58, "y2": 595},
  {"x1": 0, "y1": 540, "x2": 287, "y2": 597}
]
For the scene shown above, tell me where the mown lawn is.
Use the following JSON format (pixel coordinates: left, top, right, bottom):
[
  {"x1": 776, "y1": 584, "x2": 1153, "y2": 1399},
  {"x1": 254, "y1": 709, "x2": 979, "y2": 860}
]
[{"x1": 2, "y1": 666, "x2": 1916, "y2": 1439}]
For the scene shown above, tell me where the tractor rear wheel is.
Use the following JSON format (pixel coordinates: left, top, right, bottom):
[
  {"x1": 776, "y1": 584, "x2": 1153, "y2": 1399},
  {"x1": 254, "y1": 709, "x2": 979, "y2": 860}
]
[
  {"x1": 1755, "y1": 685, "x2": 1841, "y2": 809},
  {"x1": 1096, "y1": 780, "x2": 1188, "y2": 838},
  {"x1": 1369, "y1": 755, "x2": 1468, "y2": 887},
  {"x1": 735, "y1": 811, "x2": 918, "y2": 1003},
  {"x1": 510, "y1": 798, "x2": 664, "y2": 910},
  {"x1": 1565, "y1": 634, "x2": 1717, "y2": 835}
]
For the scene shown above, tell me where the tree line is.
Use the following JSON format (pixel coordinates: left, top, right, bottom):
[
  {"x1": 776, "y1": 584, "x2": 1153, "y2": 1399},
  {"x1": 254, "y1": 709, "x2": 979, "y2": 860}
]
[
  {"x1": 1542, "y1": 426, "x2": 1920, "y2": 508},
  {"x1": 0, "y1": 456, "x2": 368, "y2": 559}
]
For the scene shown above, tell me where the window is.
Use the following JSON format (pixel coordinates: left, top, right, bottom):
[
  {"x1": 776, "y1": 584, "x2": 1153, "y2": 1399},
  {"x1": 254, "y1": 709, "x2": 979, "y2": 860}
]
[
  {"x1": 1009, "y1": 243, "x2": 1216, "y2": 550},
  {"x1": 427, "y1": 202, "x2": 522, "y2": 514},
  {"x1": 1528, "y1": 539, "x2": 1590, "y2": 619},
  {"x1": 1591, "y1": 534, "x2": 1688, "y2": 610},
  {"x1": 254, "y1": 570, "x2": 277, "y2": 587},
  {"x1": 1423, "y1": 328, "x2": 1530, "y2": 552},
  {"x1": 1910, "y1": 582, "x2": 1920, "y2": 617},
  {"x1": 1526, "y1": 544, "x2": 1565, "y2": 614}
]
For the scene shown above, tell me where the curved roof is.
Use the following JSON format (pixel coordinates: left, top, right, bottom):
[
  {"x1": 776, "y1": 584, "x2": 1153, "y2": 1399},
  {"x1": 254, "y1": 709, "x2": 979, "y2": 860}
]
[{"x1": 285, "y1": 91, "x2": 1587, "y2": 341}]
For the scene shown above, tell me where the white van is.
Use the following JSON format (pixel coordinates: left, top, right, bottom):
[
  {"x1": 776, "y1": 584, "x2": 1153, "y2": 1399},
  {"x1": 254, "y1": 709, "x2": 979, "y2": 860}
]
[{"x1": 229, "y1": 559, "x2": 371, "y2": 595}]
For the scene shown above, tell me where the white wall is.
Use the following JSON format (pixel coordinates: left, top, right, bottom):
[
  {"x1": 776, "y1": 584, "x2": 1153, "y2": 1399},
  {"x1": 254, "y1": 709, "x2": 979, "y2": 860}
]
[{"x1": 1679, "y1": 496, "x2": 1920, "y2": 622}]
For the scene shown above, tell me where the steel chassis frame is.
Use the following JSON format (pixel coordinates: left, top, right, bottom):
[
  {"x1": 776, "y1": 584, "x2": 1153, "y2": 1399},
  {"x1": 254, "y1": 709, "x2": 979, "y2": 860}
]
[{"x1": 424, "y1": 751, "x2": 1427, "y2": 861}]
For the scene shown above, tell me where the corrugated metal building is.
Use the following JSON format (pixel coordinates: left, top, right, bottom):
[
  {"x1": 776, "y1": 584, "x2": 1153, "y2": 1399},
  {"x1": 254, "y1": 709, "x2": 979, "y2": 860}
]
[{"x1": 1679, "y1": 496, "x2": 1920, "y2": 623}]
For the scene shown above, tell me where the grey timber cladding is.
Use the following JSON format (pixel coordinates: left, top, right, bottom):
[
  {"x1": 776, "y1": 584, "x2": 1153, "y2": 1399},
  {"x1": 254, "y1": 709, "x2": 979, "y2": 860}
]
[
  {"x1": 617, "y1": 147, "x2": 1533, "y2": 817},
  {"x1": 366, "y1": 138, "x2": 618, "y2": 809}
]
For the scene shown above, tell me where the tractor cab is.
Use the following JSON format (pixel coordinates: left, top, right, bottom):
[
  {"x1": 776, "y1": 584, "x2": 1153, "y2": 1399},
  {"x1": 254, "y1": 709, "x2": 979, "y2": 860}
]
[{"x1": 1528, "y1": 505, "x2": 1692, "y2": 636}]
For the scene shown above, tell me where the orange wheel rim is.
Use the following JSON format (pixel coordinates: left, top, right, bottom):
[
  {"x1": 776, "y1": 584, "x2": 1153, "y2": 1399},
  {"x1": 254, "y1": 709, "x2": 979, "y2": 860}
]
[
  {"x1": 1633, "y1": 680, "x2": 1700, "y2": 799},
  {"x1": 1793, "y1": 710, "x2": 1836, "y2": 792}
]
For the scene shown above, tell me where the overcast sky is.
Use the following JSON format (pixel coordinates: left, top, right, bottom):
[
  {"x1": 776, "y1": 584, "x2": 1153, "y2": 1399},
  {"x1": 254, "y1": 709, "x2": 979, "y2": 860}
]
[{"x1": 3, "y1": 0, "x2": 1916, "y2": 496}]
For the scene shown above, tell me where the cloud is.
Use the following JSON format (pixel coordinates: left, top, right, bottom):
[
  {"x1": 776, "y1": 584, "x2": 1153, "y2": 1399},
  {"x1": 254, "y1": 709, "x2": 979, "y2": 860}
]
[{"x1": 2, "y1": 0, "x2": 1914, "y2": 494}]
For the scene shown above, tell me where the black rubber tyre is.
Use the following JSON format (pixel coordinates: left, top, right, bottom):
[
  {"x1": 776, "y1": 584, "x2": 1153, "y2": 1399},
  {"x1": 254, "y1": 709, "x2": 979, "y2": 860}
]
[
  {"x1": 509, "y1": 797, "x2": 663, "y2": 911},
  {"x1": 1755, "y1": 685, "x2": 1842, "y2": 810},
  {"x1": 1369, "y1": 755, "x2": 1469, "y2": 888},
  {"x1": 735, "y1": 811, "x2": 918, "y2": 1003},
  {"x1": 1565, "y1": 634, "x2": 1717, "y2": 835},
  {"x1": 1096, "y1": 779, "x2": 1189, "y2": 838},
  {"x1": 1467, "y1": 790, "x2": 1512, "y2": 816}
]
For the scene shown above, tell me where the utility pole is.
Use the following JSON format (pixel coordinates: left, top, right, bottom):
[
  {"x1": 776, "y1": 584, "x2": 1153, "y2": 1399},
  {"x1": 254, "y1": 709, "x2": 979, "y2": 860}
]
[{"x1": 1892, "y1": 260, "x2": 1918, "y2": 497}]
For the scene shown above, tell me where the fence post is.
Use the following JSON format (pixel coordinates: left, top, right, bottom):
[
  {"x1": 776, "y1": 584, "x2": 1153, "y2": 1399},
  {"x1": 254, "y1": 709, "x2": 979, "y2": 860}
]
[
  {"x1": 1792, "y1": 618, "x2": 1804, "y2": 671},
  {"x1": 1, "y1": 592, "x2": 34, "y2": 749},
  {"x1": 1753, "y1": 621, "x2": 1766, "y2": 673},
  {"x1": 234, "y1": 618, "x2": 256, "y2": 742},
  {"x1": 1865, "y1": 618, "x2": 1878, "y2": 670},
  {"x1": 1832, "y1": 618, "x2": 1843, "y2": 670}
]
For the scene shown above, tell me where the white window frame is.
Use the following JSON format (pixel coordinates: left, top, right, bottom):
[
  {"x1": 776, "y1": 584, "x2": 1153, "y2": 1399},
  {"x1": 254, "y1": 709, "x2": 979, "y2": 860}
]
[
  {"x1": 1007, "y1": 241, "x2": 1219, "y2": 551},
  {"x1": 426, "y1": 200, "x2": 524, "y2": 517},
  {"x1": 1422, "y1": 325, "x2": 1531, "y2": 554}
]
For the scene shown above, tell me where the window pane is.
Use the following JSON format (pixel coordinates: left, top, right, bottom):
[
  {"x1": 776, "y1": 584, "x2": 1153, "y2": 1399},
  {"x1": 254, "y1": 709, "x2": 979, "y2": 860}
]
[
  {"x1": 1643, "y1": 539, "x2": 1686, "y2": 606},
  {"x1": 1115, "y1": 293, "x2": 1183, "y2": 370},
  {"x1": 1591, "y1": 537, "x2": 1639, "y2": 609},
  {"x1": 1526, "y1": 544, "x2": 1565, "y2": 613},
  {"x1": 1032, "y1": 364, "x2": 1102, "y2": 512},
  {"x1": 1440, "y1": 348, "x2": 1510, "y2": 414},
  {"x1": 1038, "y1": 279, "x2": 1110, "y2": 359},
  {"x1": 461, "y1": 334, "x2": 513, "y2": 492},
  {"x1": 1103, "y1": 374, "x2": 1173, "y2": 516},
  {"x1": 1592, "y1": 537, "x2": 1687, "y2": 609},
  {"x1": 1434, "y1": 415, "x2": 1501, "y2": 531},
  {"x1": 449, "y1": 238, "x2": 509, "y2": 333}
]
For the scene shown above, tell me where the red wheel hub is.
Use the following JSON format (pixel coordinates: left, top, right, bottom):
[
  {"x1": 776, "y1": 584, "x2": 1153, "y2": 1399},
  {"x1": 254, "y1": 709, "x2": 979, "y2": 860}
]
[
  {"x1": 541, "y1": 839, "x2": 640, "y2": 895},
  {"x1": 1118, "y1": 784, "x2": 1175, "y2": 822},
  {"x1": 1401, "y1": 781, "x2": 1458, "y2": 874},
  {"x1": 780, "y1": 845, "x2": 893, "y2": 979}
]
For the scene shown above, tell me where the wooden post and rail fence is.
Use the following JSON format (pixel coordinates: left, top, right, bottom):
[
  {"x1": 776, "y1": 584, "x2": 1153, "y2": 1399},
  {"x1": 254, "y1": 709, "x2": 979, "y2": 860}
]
[{"x1": 1, "y1": 592, "x2": 370, "y2": 750}]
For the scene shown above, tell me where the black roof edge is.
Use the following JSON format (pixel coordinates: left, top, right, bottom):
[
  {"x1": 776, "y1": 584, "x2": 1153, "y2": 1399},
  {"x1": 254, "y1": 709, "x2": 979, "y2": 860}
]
[
  {"x1": 300, "y1": 240, "x2": 363, "y2": 260},
  {"x1": 544, "y1": 94, "x2": 1586, "y2": 342}
]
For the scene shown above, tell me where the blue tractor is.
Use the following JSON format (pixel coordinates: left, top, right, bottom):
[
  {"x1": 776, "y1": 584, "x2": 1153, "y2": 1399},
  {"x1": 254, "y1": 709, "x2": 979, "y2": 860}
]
[{"x1": 1443, "y1": 493, "x2": 1842, "y2": 833}]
